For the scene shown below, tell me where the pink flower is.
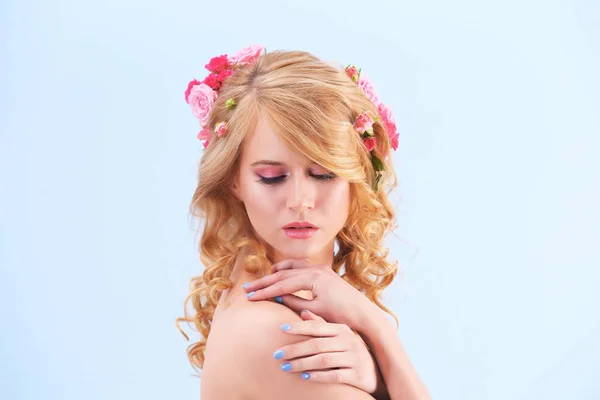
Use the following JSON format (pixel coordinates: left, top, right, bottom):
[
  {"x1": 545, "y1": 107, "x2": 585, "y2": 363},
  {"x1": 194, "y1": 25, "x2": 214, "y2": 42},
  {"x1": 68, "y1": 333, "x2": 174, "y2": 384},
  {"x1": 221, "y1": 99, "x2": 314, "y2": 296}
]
[
  {"x1": 205, "y1": 54, "x2": 230, "y2": 74},
  {"x1": 353, "y1": 111, "x2": 376, "y2": 134},
  {"x1": 184, "y1": 79, "x2": 201, "y2": 103},
  {"x1": 389, "y1": 131, "x2": 399, "y2": 151},
  {"x1": 188, "y1": 83, "x2": 217, "y2": 126},
  {"x1": 345, "y1": 65, "x2": 359, "y2": 82},
  {"x1": 215, "y1": 121, "x2": 228, "y2": 137},
  {"x1": 377, "y1": 103, "x2": 399, "y2": 150},
  {"x1": 197, "y1": 128, "x2": 211, "y2": 148},
  {"x1": 203, "y1": 74, "x2": 220, "y2": 90},
  {"x1": 197, "y1": 128, "x2": 211, "y2": 141},
  {"x1": 377, "y1": 103, "x2": 398, "y2": 134},
  {"x1": 229, "y1": 44, "x2": 264, "y2": 66},
  {"x1": 357, "y1": 76, "x2": 381, "y2": 107},
  {"x1": 363, "y1": 137, "x2": 377, "y2": 152}
]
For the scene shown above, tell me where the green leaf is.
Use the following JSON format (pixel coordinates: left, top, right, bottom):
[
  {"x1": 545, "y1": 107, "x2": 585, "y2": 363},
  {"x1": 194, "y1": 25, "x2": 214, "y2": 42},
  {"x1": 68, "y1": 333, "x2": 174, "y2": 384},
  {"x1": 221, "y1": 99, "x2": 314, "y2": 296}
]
[
  {"x1": 371, "y1": 155, "x2": 385, "y2": 171},
  {"x1": 374, "y1": 173, "x2": 383, "y2": 191}
]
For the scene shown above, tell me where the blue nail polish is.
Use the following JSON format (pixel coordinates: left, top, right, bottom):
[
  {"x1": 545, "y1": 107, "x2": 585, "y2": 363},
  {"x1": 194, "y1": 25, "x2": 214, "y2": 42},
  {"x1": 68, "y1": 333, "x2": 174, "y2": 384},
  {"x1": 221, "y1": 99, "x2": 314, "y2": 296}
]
[
  {"x1": 302, "y1": 372, "x2": 311, "y2": 380},
  {"x1": 273, "y1": 349, "x2": 285, "y2": 360},
  {"x1": 281, "y1": 362, "x2": 292, "y2": 372},
  {"x1": 242, "y1": 282, "x2": 250, "y2": 289},
  {"x1": 274, "y1": 296, "x2": 283, "y2": 304},
  {"x1": 280, "y1": 323, "x2": 291, "y2": 331},
  {"x1": 246, "y1": 291, "x2": 255, "y2": 299}
]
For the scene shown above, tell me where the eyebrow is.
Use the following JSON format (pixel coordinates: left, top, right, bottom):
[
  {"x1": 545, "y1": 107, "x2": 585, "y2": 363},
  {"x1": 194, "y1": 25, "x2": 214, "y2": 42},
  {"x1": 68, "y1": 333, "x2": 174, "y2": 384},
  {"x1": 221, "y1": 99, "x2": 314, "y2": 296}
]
[{"x1": 250, "y1": 160, "x2": 285, "y2": 166}]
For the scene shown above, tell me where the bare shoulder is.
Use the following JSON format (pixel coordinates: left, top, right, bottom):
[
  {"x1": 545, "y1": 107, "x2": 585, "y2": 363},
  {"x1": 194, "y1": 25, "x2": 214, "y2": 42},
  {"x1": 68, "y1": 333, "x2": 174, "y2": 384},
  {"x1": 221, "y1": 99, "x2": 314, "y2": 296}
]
[{"x1": 209, "y1": 299, "x2": 374, "y2": 400}]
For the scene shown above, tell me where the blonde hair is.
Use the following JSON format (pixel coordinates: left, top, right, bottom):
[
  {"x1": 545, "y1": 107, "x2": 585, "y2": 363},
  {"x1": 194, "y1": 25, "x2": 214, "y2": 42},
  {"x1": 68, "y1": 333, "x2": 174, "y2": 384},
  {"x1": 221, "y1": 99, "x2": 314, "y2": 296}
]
[{"x1": 177, "y1": 50, "x2": 400, "y2": 371}]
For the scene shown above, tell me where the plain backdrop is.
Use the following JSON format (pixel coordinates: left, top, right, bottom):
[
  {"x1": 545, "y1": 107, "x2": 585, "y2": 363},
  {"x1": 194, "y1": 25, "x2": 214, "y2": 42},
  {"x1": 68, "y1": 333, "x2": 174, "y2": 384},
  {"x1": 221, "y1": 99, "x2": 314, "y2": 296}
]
[{"x1": 1, "y1": 0, "x2": 599, "y2": 399}]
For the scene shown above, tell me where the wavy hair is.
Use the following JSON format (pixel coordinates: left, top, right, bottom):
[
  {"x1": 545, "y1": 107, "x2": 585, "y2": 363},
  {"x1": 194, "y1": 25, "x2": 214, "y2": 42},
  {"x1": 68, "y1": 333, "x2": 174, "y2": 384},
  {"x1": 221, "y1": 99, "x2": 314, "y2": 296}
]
[{"x1": 176, "y1": 50, "x2": 400, "y2": 371}]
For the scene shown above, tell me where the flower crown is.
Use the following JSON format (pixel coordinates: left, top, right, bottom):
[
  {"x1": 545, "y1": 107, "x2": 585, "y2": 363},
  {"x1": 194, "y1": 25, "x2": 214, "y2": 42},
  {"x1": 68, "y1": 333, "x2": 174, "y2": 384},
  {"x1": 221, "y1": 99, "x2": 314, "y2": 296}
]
[{"x1": 185, "y1": 45, "x2": 400, "y2": 191}]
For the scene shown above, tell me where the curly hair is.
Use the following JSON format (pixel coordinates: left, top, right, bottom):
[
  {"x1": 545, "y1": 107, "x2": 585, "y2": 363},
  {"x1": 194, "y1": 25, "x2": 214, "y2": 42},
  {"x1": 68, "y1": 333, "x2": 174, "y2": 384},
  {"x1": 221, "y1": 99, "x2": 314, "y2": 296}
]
[{"x1": 176, "y1": 50, "x2": 400, "y2": 372}]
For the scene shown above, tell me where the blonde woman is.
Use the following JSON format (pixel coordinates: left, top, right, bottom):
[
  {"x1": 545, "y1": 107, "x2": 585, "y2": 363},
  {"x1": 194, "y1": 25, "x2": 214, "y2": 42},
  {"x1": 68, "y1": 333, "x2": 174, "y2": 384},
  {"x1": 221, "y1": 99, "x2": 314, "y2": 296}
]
[{"x1": 178, "y1": 45, "x2": 431, "y2": 400}]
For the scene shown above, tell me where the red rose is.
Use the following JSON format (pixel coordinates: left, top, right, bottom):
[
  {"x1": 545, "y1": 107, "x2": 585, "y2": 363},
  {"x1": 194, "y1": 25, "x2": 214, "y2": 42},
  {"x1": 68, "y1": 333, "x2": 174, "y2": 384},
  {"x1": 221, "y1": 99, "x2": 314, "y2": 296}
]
[
  {"x1": 205, "y1": 54, "x2": 230, "y2": 74},
  {"x1": 203, "y1": 74, "x2": 220, "y2": 90},
  {"x1": 217, "y1": 69, "x2": 233, "y2": 82},
  {"x1": 363, "y1": 137, "x2": 377, "y2": 152}
]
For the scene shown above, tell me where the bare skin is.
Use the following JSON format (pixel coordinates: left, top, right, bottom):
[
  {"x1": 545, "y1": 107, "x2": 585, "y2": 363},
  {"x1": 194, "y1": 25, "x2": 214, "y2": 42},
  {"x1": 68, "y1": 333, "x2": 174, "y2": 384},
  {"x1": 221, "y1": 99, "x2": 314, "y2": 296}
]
[{"x1": 200, "y1": 257, "x2": 379, "y2": 400}]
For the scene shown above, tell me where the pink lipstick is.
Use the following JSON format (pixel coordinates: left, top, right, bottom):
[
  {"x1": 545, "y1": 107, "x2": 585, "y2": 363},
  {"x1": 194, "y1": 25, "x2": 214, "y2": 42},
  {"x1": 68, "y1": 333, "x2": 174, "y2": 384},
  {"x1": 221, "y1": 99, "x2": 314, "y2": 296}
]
[{"x1": 282, "y1": 221, "x2": 318, "y2": 239}]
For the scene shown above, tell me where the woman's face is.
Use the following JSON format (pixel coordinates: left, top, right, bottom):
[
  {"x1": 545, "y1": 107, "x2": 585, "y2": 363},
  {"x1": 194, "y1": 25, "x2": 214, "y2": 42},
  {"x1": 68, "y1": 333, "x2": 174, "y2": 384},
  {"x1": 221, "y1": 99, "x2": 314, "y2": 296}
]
[{"x1": 232, "y1": 114, "x2": 351, "y2": 265}]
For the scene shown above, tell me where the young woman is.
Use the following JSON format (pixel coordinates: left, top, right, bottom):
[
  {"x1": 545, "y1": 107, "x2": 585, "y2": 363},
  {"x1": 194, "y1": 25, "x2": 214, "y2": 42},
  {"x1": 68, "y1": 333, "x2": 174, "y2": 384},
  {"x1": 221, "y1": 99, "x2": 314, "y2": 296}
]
[{"x1": 177, "y1": 45, "x2": 431, "y2": 400}]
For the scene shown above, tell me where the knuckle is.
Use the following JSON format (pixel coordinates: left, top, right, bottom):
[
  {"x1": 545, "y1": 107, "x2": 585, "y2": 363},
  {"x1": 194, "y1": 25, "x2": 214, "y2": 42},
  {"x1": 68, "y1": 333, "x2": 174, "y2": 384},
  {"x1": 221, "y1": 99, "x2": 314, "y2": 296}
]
[
  {"x1": 320, "y1": 354, "x2": 333, "y2": 368},
  {"x1": 311, "y1": 338, "x2": 325, "y2": 353},
  {"x1": 334, "y1": 370, "x2": 346, "y2": 384}
]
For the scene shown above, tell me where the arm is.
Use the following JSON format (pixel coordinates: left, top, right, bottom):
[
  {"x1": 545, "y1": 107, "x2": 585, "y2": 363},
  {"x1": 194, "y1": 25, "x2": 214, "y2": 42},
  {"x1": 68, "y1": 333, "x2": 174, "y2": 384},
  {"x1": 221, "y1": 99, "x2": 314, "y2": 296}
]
[
  {"x1": 357, "y1": 302, "x2": 432, "y2": 400},
  {"x1": 231, "y1": 301, "x2": 377, "y2": 400}
]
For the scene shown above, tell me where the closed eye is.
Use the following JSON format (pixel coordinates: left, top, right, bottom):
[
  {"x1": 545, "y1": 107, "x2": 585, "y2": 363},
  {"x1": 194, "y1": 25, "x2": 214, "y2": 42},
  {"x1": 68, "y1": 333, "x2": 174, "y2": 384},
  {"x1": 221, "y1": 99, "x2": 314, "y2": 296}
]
[
  {"x1": 257, "y1": 175, "x2": 287, "y2": 185},
  {"x1": 256, "y1": 173, "x2": 336, "y2": 185}
]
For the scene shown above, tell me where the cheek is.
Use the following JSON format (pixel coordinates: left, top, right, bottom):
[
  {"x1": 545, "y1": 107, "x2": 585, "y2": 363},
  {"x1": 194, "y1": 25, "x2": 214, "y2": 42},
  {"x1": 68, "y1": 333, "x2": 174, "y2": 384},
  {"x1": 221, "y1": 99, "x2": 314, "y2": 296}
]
[
  {"x1": 240, "y1": 179, "x2": 279, "y2": 226},
  {"x1": 322, "y1": 181, "x2": 351, "y2": 226}
]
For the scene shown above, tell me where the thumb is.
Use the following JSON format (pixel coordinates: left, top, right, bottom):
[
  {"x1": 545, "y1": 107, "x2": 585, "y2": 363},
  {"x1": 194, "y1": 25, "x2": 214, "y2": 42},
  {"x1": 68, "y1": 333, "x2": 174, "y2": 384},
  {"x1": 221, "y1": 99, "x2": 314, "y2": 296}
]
[{"x1": 300, "y1": 309, "x2": 326, "y2": 322}]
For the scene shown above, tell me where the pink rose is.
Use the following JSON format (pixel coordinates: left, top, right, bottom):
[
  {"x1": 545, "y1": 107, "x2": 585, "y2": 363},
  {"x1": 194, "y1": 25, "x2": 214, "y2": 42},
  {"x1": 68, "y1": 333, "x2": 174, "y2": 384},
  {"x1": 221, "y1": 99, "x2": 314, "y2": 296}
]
[
  {"x1": 184, "y1": 79, "x2": 201, "y2": 103},
  {"x1": 203, "y1": 74, "x2": 220, "y2": 90},
  {"x1": 353, "y1": 111, "x2": 376, "y2": 134},
  {"x1": 205, "y1": 54, "x2": 230, "y2": 74},
  {"x1": 215, "y1": 121, "x2": 228, "y2": 137},
  {"x1": 377, "y1": 103, "x2": 398, "y2": 137},
  {"x1": 357, "y1": 76, "x2": 381, "y2": 107},
  {"x1": 188, "y1": 83, "x2": 217, "y2": 126},
  {"x1": 197, "y1": 128, "x2": 211, "y2": 141},
  {"x1": 389, "y1": 131, "x2": 399, "y2": 151},
  {"x1": 229, "y1": 44, "x2": 264, "y2": 66},
  {"x1": 363, "y1": 137, "x2": 377, "y2": 152},
  {"x1": 345, "y1": 65, "x2": 359, "y2": 82},
  {"x1": 197, "y1": 128, "x2": 211, "y2": 148}
]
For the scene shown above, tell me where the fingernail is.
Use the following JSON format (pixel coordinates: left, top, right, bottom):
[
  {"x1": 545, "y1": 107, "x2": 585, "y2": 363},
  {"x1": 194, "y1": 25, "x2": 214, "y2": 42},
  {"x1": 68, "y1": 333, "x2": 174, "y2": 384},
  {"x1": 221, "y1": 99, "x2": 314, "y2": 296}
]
[
  {"x1": 302, "y1": 372, "x2": 311, "y2": 380},
  {"x1": 273, "y1": 349, "x2": 285, "y2": 360},
  {"x1": 280, "y1": 323, "x2": 291, "y2": 332},
  {"x1": 280, "y1": 362, "x2": 292, "y2": 372},
  {"x1": 300, "y1": 309, "x2": 309, "y2": 314},
  {"x1": 246, "y1": 291, "x2": 255, "y2": 299},
  {"x1": 274, "y1": 296, "x2": 283, "y2": 304},
  {"x1": 242, "y1": 282, "x2": 250, "y2": 289}
]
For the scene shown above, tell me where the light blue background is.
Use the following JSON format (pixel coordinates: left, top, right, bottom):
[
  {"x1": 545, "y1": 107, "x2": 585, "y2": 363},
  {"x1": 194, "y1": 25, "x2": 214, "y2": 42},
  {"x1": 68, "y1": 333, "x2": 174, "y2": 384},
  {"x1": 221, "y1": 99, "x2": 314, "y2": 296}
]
[{"x1": 1, "y1": 0, "x2": 599, "y2": 399}]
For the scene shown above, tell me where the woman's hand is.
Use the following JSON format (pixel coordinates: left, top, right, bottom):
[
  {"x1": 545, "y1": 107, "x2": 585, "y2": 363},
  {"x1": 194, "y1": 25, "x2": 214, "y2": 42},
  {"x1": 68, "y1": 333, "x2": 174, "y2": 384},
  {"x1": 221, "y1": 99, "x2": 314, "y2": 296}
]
[
  {"x1": 243, "y1": 259, "x2": 377, "y2": 332},
  {"x1": 274, "y1": 309, "x2": 387, "y2": 398}
]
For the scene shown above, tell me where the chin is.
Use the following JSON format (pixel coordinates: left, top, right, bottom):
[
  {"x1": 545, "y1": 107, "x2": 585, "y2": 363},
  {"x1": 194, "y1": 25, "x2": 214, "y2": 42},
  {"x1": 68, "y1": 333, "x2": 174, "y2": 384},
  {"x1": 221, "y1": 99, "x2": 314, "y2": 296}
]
[{"x1": 274, "y1": 239, "x2": 326, "y2": 260}]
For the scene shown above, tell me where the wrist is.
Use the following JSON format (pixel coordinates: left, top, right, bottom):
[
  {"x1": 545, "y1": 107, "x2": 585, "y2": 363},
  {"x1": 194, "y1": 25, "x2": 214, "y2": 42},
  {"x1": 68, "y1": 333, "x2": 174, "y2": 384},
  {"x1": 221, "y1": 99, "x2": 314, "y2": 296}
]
[{"x1": 353, "y1": 297, "x2": 395, "y2": 343}]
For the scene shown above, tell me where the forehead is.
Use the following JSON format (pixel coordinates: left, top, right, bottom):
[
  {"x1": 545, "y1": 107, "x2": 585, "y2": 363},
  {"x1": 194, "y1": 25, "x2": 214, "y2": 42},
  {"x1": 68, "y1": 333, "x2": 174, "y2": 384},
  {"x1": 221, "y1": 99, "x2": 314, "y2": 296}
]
[{"x1": 242, "y1": 114, "x2": 307, "y2": 165}]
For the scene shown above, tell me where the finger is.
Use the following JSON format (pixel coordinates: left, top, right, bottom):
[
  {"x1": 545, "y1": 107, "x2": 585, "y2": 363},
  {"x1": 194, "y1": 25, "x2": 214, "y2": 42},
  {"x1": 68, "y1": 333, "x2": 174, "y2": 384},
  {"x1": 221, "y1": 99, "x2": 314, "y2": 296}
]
[
  {"x1": 279, "y1": 352, "x2": 350, "y2": 373},
  {"x1": 272, "y1": 258, "x2": 312, "y2": 273},
  {"x1": 298, "y1": 368, "x2": 357, "y2": 385},
  {"x1": 280, "y1": 320, "x2": 347, "y2": 337},
  {"x1": 299, "y1": 309, "x2": 326, "y2": 322},
  {"x1": 277, "y1": 294, "x2": 313, "y2": 313},
  {"x1": 247, "y1": 275, "x2": 315, "y2": 301},
  {"x1": 275, "y1": 336, "x2": 348, "y2": 361},
  {"x1": 242, "y1": 269, "x2": 302, "y2": 293}
]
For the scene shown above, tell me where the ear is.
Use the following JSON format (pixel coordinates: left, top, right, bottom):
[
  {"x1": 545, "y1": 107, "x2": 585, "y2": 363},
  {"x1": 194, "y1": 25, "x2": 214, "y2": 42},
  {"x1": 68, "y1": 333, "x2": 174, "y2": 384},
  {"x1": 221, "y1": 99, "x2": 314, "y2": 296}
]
[{"x1": 230, "y1": 176, "x2": 243, "y2": 202}]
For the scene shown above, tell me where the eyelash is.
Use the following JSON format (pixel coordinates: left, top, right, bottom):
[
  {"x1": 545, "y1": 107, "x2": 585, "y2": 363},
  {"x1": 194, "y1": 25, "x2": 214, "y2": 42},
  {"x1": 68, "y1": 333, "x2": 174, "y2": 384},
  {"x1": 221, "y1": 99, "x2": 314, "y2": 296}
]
[{"x1": 257, "y1": 173, "x2": 336, "y2": 185}]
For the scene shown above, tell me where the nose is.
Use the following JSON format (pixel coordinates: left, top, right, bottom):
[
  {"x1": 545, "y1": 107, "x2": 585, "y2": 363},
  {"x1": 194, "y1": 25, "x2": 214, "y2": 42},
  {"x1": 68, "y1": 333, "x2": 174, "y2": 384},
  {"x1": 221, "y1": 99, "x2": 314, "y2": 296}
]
[{"x1": 286, "y1": 175, "x2": 315, "y2": 214}]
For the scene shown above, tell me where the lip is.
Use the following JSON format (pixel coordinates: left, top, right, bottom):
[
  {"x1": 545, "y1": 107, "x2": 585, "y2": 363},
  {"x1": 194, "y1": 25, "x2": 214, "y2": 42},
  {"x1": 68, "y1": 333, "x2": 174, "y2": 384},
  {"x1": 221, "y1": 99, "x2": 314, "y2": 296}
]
[{"x1": 282, "y1": 221, "x2": 318, "y2": 229}]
